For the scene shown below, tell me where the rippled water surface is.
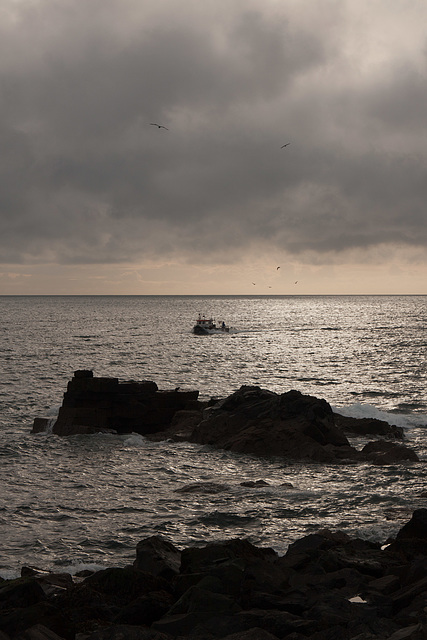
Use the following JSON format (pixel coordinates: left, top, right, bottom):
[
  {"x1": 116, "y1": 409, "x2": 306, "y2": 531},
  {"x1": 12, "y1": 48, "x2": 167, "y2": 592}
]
[{"x1": 0, "y1": 295, "x2": 426, "y2": 576}]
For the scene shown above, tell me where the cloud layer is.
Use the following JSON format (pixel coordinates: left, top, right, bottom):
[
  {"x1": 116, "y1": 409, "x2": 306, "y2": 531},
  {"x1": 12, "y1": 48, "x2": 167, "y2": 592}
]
[{"x1": 1, "y1": 0, "x2": 427, "y2": 274}]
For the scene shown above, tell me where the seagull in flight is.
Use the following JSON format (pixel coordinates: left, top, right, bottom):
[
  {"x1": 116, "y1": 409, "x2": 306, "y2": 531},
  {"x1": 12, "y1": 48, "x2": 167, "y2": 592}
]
[
  {"x1": 150, "y1": 123, "x2": 169, "y2": 130},
  {"x1": 281, "y1": 143, "x2": 290, "y2": 148},
  {"x1": 276, "y1": 266, "x2": 280, "y2": 270}
]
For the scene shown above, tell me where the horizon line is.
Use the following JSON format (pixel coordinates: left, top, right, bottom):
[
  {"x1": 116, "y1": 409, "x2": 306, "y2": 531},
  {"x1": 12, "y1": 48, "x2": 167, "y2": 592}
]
[{"x1": 1, "y1": 293, "x2": 426, "y2": 297}]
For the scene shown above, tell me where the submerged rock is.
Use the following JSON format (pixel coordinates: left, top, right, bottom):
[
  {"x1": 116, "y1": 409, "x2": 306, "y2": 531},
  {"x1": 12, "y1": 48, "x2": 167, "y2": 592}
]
[
  {"x1": 362, "y1": 440, "x2": 419, "y2": 465},
  {"x1": 174, "y1": 482, "x2": 230, "y2": 494}
]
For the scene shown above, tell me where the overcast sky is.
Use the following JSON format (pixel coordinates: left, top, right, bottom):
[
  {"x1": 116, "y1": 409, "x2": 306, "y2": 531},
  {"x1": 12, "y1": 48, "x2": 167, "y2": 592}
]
[{"x1": 1, "y1": 0, "x2": 426, "y2": 294}]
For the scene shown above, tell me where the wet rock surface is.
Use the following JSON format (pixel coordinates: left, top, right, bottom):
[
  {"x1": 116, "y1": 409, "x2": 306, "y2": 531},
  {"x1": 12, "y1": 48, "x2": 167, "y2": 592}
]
[{"x1": 2, "y1": 510, "x2": 427, "y2": 639}]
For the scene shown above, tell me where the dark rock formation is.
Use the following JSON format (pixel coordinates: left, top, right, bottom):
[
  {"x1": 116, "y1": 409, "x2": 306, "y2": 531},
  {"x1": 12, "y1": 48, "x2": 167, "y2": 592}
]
[
  {"x1": 333, "y1": 413, "x2": 404, "y2": 439},
  {"x1": 174, "y1": 482, "x2": 230, "y2": 495},
  {"x1": 33, "y1": 371, "x2": 203, "y2": 437},
  {"x1": 190, "y1": 386, "x2": 360, "y2": 463},
  {"x1": 395, "y1": 508, "x2": 427, "y2": 541},
  {"x1": 188, "y1": 386, "x2": 417, "y2": 464},
  {"x1": 240, "y1": 480, "x2": 271, "y2": 488},
  {"x1": 31, "y1": 418, "x2": 51, "y2": 435},
  {"x1": 3, "y1": 512, "x2": 427, "y2": 639},
  {"x1": 133, "y1": 537, "x2": 181, "y2": 579},
  {"x1": 32, "y1": 373, "x2": 417, "y2": 465},
  {"x1": 362, "y1": 440, "x2": 419, "y2": 465}
]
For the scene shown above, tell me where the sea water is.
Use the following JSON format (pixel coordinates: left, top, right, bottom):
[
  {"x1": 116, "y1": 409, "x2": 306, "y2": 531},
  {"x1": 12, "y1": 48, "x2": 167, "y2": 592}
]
[{"x1": 0, "y1": 295, "x2": 426, "y2": 578}]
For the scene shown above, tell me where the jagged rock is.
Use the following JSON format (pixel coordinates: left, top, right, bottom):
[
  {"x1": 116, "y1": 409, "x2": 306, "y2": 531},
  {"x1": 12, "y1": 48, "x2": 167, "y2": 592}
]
[
  {"x1": 387, "y1": 624, "x2": 426, "y2": 640},
  {"x1": 144, "y1": 407, "x2": 206, "y2": 443},
  {"x1": 19, "y1": 570, "x2": 73, "y2": 599},
  {"x1": 31, "y1": 418, "x2": 50, "y2": 434},
  {"x1": 13, "y1": 623, "x2": 66, "y2": 640},
  {"x1": 385, "y1": 511, "x2": 427, "y2": 562},
  {"x1": 391, "y1": 576, "x2": 427, "y2": 613},
  {"x1": 113, "y1": 590, "x2": 175, "y2": 626},
  {"x1": 31, "y1": 374, "x2": 419, "y2": 467},
  {"x1": 180, "y1": 539, "x2": 278, "y2": 576},
  {"x1": 222, "y1": 629, "x2": 280, "y2": 640},
  {"x1": 51, "y1": 566, "x2": 173, "y2": 634},
  {"x1": 367, "y1": 574, "x2": 401, "y2": 595},
  {"x1": 133, "y1": 536, "x2": 181, "y2": 579},
  {"x1": 0, "y1": 602, "x2": 74, "y2": 640},
  {"x1": 82, "y1": 566, "x2": 172, "y2": 602},
  {"x1": 280, "y1": 529, "x2": 401, "y2": 582},
  {"x1": 79, "y1": 626, "x2": 172, "y2": 639},
  {"x1": 167, "y1": 585, "x2": 242, "y2": 616},
  {"x1": 395, "y1": 509, "x2": 427, "y2": 541},
  {"x1": 32, "y1": 371, "x2": 200, "y2": 437},
  {"x1": 0, "y1": 577, "x2": 47, "y2": 609},
  {"x1": 190, "y1": 386, "x2": 359, "y2": 463},
  {"x1": 333, "y1": 414, "x2": 404, "y2": 439},
  {"x1": 6, "y1": 511, "x2": 427, "y2": 639},
  {"x1": 196, "y1": 608, "x2": 316, "y2": 638}
]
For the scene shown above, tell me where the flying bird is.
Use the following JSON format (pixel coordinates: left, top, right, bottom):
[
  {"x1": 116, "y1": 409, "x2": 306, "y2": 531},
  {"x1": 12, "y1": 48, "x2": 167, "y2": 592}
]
[
  {"x1": 276, "y1": 266, "x2": 280, "y2": 270},
  {"x1": 150, "y1": 123, "x2": 169, "y2": 130},
  {"x1": 281, "y1": 143, "x2": 290, "y2": 148}
]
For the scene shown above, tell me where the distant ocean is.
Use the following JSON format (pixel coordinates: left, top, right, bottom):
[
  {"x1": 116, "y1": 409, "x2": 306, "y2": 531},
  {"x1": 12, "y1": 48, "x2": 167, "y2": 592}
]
[{"x1": 1, "y1": 295, "x2": 426, "y2": 578}]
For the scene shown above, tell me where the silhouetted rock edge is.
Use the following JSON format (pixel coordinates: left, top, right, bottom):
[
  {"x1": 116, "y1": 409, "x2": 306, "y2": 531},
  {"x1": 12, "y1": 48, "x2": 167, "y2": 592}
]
[
  {"x1": 32, "y1": 371, "x2": 416, "y2": 466},
  {"x1": 2, "y1": 510, "x2": 427, "y2": 639}
]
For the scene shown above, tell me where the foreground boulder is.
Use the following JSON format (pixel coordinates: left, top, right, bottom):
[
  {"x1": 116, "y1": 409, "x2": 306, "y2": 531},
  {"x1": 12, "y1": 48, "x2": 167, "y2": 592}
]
[{"x1": 3, "y1": 512, "x2": 427, "y2": 639}]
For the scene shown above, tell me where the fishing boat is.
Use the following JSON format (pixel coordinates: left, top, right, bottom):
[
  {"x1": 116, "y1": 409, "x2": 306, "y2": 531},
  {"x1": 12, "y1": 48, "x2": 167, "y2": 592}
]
[{"x1": 193, "y1": 314, "x2": 230, "y2": 335}]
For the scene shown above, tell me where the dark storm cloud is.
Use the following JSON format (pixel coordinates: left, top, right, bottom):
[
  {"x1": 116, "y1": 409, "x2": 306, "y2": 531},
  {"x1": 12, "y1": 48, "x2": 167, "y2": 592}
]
[{"x1": 0, "y1": 0, "x2": 426, "y2": 265}]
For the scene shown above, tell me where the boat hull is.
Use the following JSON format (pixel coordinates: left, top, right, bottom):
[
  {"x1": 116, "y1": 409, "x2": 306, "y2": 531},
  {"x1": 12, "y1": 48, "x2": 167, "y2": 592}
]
[
  {"x1": 193, "y1": 315, "x2": 230, "y2": 335},
  {"x1": 193, "y1": 325, "x2": 229, "y2": 335}
]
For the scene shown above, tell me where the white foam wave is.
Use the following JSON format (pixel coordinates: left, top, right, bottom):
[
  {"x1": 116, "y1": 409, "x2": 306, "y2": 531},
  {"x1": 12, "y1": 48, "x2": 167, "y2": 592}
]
[
  {"x1": 332, "y1": 402, "x2": 427, "y2": 430},
  {"x1": 33, "y1": 405, "x2": 61, "y2": 434},
  {"x1": 0, "y1": 569, "x2": 20, "y2": 580},
  {"x1": 45, "y1": 416, "x2": 59, "y2": 434},
  {"x1": 122, "y1": 433, "x2": 147, "y2": 447}
]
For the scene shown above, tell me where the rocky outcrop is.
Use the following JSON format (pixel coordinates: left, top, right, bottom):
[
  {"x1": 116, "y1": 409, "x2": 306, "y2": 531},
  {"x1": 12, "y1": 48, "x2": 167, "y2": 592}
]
[
  {"x1": 32, "y1": 373, "x2": 418, "y2": 465},
  {"x1": 333, "y1": 413, "x2": 404, "y2": 439},
  {"x1": 2, "y1": 510, "x2": 427, "y2": 639},
  {"x1": 190, "y1": 386, "x2": 357, "y2": 463},
  {"x1": 189, "y1": 386, "x2": 415, "y2": 465},
  {"x1": 32, "y1": 370, "x2": 203, "y2": 437}
]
